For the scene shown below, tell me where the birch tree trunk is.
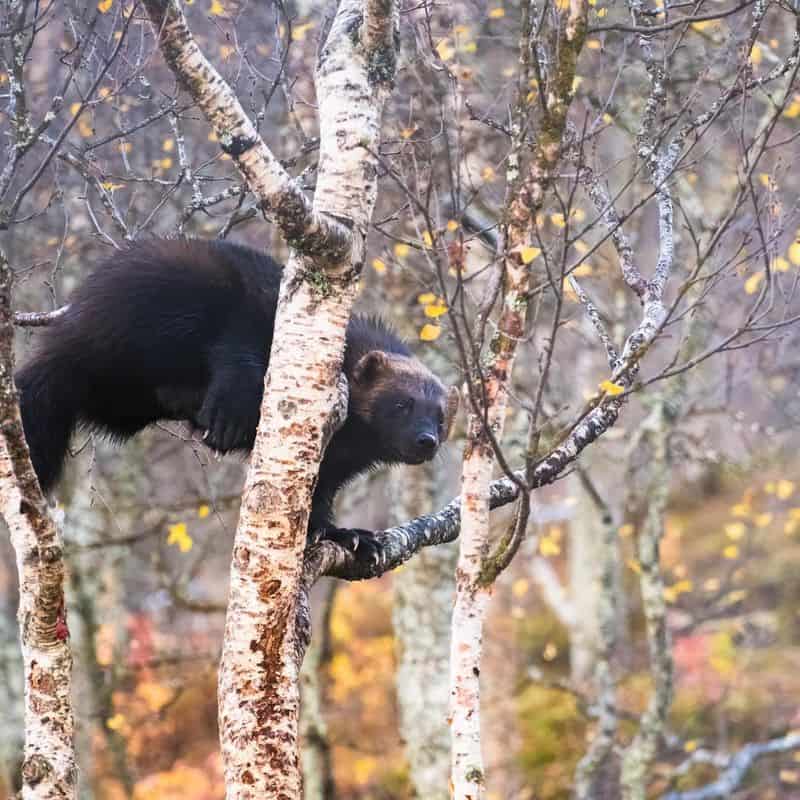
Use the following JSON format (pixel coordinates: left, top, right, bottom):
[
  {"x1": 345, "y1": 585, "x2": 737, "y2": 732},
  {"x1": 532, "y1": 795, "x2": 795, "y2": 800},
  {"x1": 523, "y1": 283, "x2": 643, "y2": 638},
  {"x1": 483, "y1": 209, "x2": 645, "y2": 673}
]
[
  {"x1": 392, "y1": 462, "x2": 456, "y2": 799},
  {"x1": 0, "y1": 247, "x2": 76, "y2": 798},
  {"x1": 144, "y1": 0, "x2": 399, "y2": 795},
  {"x1": 449, "y1": 4, "x2": 588, "y2": 795}
]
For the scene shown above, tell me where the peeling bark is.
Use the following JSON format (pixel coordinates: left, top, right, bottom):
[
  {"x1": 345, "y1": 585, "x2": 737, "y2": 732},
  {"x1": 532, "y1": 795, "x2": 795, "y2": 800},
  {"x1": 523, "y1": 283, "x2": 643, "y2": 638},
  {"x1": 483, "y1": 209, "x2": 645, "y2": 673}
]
[
  {"x1": 0, "y1": 246, "x2": 76, "y2": 798},
  {"x1": 449, "y1": 3, "x2": 588, "y2": 794},
  {"x1": 144, "y1": 0, "x2": 400, "y2": 795}
]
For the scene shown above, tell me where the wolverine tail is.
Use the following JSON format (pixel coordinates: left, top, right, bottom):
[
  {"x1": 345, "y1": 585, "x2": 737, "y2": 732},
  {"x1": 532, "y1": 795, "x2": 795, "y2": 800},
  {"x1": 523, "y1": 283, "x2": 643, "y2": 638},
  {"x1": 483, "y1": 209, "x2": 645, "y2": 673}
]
[{"x1": 15, "y1": 355, "x2": 85, "y2": 493}]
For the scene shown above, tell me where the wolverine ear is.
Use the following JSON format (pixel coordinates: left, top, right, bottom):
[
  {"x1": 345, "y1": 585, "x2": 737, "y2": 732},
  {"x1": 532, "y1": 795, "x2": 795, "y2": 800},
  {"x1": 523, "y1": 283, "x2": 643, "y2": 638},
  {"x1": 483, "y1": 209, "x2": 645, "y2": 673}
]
[
  {"x1": 353, "y1": 350, "x2": 391, "y2": 384},
  {"x1": 443, "y1": 385, "x2": 460, "y2": 441}
]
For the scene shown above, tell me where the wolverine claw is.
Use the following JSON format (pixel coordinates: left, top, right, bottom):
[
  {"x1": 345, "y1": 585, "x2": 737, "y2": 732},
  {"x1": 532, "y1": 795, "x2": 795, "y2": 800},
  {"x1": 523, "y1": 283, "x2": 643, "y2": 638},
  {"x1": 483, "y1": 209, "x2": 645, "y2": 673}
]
[{"x1": 313, "y1": 527, "x2": 382, "y2": 569}]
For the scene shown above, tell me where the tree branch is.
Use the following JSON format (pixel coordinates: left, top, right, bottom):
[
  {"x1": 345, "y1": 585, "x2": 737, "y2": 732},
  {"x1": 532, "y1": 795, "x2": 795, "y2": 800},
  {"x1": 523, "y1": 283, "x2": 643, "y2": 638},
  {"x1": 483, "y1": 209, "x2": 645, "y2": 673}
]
[
  {"x1": 143, "y1": 0, "x2": 352, "y2": 263},
  {"x1": 661, "y1": 733, "x2": 800, "y2": 800}
]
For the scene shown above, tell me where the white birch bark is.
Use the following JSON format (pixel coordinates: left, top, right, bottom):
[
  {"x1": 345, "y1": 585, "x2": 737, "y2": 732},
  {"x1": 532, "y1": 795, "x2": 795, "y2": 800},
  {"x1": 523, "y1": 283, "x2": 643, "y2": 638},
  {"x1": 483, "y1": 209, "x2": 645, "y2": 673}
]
[
  {"x1": 145, "y1": 1, "x2": 399, "y2": 795},
  {"x1": 449, "y1": 4, "x2": 588, "y2": 795},
  {"x1": 0, "y1": 247, "x2": 76, "y2": 798}
]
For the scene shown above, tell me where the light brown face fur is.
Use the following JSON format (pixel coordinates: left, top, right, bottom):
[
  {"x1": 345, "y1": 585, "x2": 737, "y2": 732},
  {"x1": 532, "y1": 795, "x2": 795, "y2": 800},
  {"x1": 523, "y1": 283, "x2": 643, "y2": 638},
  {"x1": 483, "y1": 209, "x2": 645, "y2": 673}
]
[{"x1": 349, "y1": 350, "x2": 459, "y2": 462}]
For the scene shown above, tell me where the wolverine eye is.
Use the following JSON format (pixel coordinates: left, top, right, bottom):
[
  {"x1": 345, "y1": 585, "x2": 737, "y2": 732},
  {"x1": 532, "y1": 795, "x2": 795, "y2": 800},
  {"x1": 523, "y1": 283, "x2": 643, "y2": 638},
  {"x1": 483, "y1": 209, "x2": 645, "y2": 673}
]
[{"x1": 396, "y1": 398, "x2": 414, "y2": 413}]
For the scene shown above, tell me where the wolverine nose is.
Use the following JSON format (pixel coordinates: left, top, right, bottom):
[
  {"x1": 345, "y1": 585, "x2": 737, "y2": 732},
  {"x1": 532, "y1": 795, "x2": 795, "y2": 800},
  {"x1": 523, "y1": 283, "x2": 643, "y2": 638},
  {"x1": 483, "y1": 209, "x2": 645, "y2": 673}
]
[{"x1": 416, "y1": 432, "x2": 438, "y2": 453}]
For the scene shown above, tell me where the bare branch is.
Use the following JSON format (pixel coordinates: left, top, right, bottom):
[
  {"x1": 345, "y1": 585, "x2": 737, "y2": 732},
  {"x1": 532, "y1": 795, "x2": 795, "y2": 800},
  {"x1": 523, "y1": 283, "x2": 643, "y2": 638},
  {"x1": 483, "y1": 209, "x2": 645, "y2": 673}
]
[
  {"x1": 143, "y1": 0, "x2": 352, "y2": 262},
  {"x1": 662, "y1": 733, "x2": 800, "y2": 800}
]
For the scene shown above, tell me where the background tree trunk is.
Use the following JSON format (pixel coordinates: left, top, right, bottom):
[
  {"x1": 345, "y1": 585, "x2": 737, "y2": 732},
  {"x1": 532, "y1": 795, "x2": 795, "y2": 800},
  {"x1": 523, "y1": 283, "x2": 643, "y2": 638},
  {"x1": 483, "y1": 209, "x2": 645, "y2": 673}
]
[{"x1": 392, "y1": 462, "x2": 457, "y2": 800}]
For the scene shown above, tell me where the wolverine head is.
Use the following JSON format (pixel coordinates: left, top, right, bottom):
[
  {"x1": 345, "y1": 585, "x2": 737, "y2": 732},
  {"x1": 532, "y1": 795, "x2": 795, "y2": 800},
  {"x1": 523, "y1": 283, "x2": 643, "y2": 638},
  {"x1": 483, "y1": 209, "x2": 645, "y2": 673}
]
[{"x1": 350, "y1": 350, "x2": 459, "y2": 464}]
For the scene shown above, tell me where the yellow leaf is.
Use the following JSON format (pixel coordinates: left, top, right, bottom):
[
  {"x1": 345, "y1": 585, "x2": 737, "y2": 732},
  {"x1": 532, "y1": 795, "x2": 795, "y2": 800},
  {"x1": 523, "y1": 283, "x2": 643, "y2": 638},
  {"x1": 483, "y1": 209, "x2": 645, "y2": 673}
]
[
  {"x1": 596, "y1": 7, "x2": 607, "y2": 16},
  {"x1": 750, "y1": 44, "x2": 763, "y2": 65},
  {"x1": 100, "y1": 182, "x2": 124, "y2": 191},
  {"x1": 744, "y1": 272, "x2": 764, "y2": 294},
  {"x1": 704, "y1": 577, "x2": 720, "y2": 592},
  {"x1": 777, "y1": 479, "x2": 795, "y2": 499},
  {"x1": 520, "y1": 246, "x2": 541, "y2": 264},
  {"x1": 602, "y1": 112, "x2": 614, "y2": 124},
  {"x1": 197, "y1": 504, "x2": 211, "y2": 519},
  {"x1": 291, "y1": 22, "x2": 315, "y2": 42},
  {"x1": 481, "y1": 166, "x2": 496, "y2": 181},
  {"x1": 98, "y1": 0, "x2": 113, "y2": 12},
  {"x1": 618, "y1": 523, "x2": 635, "y2": 537},
  {"x1": 724, "y1": 522, "x2": 746, "y2": 540},
  {"x1": 691, "y1": 20, "x2": 713, "y2": 31},
  {"x1": 167, "y1": 522, "x2": 193, "y2": 553},
  {"x1": 758, "y1": 172, "x2": 773, "y2": 188},
  {"x1": 754, "y1": 512, "x2": 772, "y2": 528},
  {"x1": 664, "y1": 579, "x2": 693, "y2": 603},
  {"x1": 162, "y1": 139, "x2": 175, "y2": 155},
  {"x1": 774, "y1": 256, "x2": 790, "y2": 272},
  {"x1": 599, "y1": 379, "x2": 624, "y2": 396},
  {"x1": 220, "y1": 45, "x2": 234, "y2": 60},
  {"x1": 447, "y1": 219, "x2": 459, "y2": 232},
  {"x1": 209, "y1": 0, "x2": 224, "y2": 15},
  {"x1": 723, "y1": 544, "x2": 739, "y2": 559},
  {"x1": 136, "y1": 681, "x2": 173, "y2": 712},
  {"x1": 422, "y1": 230, "x2": 433, "y2": 247},
  {"x1": 783, "y1": 99, "x2": 800, "y2": 118},
  {"x1": 371, "y1": 258, "x2": 386, "y2": 274},
  {"x1": 551, "y1": 213, "x2": 566, "y2": 228},
  {"x1": 435, "y1": 38, "x2": 455, "y2": 61},
  {"x1": 781, "y1": 770, "x2": 799, "y2": 785},
  {"x1": 118, "y1": 141, "x2": 132, "y2": 154},
  {"x1": 709, "y1": 631, "x2": 735, "y2": 677},
  {"x1": 788, "y1": 241, "x2": 800, "y2": 265},
  {"x1": 555, "y1": 0, "x2": 569, "y2": 10},
  {"x1": 417, "y1": 292, "x2": 436, "y2": 305},
  {"x1": 721, "y1": 589, "x2": 747, "y2": 606},
  {"x1": 586, "y1": 39, "x2": 601, "y2": 50},
  {"x1": 790, "y1": 507, "x2": 800, "y2": 520},
  {"x1": 573, "y1": 262, "x2": 593, "y2": 277},
  {"x1": 574, "y1": 240, "x2": 590, "y2": 254},
  {"x1": 461, "y1": 41, "x2": 477, "y2": 54},
  {"x1": 786, "y1": 519, "x2": 799, "y2": 536},
  {"x1": 69, "y1": 102, "x2": 82, "y2": 116},
  {"x1": 393, "y1": 243, "x2": 410, "y2": 259},
  {"x1": 539, "y1": 536, "x2": 561, "y2": 556},
  {"x1": 419, "y1": 324, "x2": 441, "y2": 342},
  {"x1": 511, "y1": 579, "x2": 529, "y2": 598},
  {"x1": 627, "y1": 559, "x2": 642, "y2": 574},
  {"x1": 106, "y1": 713, "x2": 126, "y2": 731},
  {"x1": 488, "y1": 6, "x2": 505, "y2": 18},
  {"x1": 400, "y1": 126, "x2": 416, "y2": 139},
  {"x1": 424, "y1": 302, "x2": 448, "y2": 318},
  {"x1": 542, "y1": 642, "x2": 558, "y2": 661},
  {"x1": 208, "y1": 130, "x2": 219, "y2": 142},
  {"x1": 684, "y1": 740, "x2": 698, "y2": 753}
]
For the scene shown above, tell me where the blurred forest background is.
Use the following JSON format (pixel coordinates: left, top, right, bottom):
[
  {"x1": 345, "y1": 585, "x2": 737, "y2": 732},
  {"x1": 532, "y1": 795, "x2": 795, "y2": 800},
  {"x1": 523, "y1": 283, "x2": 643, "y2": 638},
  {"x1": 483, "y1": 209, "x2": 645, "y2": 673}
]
[{"x1": 2, "y1": 0, "x2": 800, "y2": 796}]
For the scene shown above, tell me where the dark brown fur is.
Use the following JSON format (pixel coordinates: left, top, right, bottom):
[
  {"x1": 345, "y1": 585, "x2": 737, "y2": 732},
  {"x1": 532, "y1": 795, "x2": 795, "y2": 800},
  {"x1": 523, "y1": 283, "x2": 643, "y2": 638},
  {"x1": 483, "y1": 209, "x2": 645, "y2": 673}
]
[{"x1": 16, "y1": 239, "x2": 457, "y2": 553}]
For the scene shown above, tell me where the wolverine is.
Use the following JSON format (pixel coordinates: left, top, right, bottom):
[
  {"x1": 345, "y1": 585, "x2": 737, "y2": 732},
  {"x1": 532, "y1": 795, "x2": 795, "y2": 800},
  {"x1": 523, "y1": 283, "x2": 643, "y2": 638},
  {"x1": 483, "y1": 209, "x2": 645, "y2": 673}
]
[{"x1": 16, "y1": 239, "x2": 457, "y2": 550}]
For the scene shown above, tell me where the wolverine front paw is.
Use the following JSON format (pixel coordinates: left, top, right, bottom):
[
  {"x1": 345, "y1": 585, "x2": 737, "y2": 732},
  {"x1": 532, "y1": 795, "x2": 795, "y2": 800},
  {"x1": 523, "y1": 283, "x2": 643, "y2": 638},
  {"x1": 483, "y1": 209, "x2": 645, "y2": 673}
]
[{"x1": 311, "y1": 527, "x2": 385, "y2": 568}]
